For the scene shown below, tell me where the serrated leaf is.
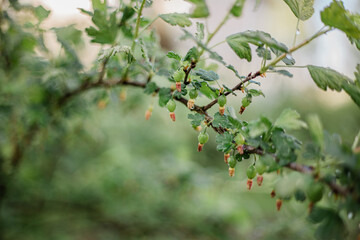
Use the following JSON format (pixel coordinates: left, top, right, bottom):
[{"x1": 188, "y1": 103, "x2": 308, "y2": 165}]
[
  {"x1": 159, "y1": 13, "x2": 192, "y2": 27},
  {"x1": 97, "y1": 46, "x2": 134, "y2": 63},
  {"x1": 158, "y1": 88, "x2": 172, "y2": 107},
  {"x1": 144, "y1": 82, "x2": 158, "y2": 94},
  {"x1": 187, "y1": 113, "x2": 205, "y2": 126},
  {"x1": 342, "y1": 82, "x2": 360, "y2": 107},
  {"x1": 183, "y1": 47, "x2": 198, "y2": 62},
  {"x1": 199, "y1": 82, "x2": 217, "y2": 99},
  {"x1": 216, "y1": 132, "x2": 234, "y2": 152},
  {"x1": 230, "y1": 0, "x2": 246, "y2": 17},
  {"x1": 283, "y1": 0, "x2": 314, "y2": 21},
  {"x1": 256, "y1": 46, "x2": 272, "y2": 60},
  {"x1": 227, "y1": 115, "x2": 243, "y2": 130},
  {"x1": 248, "y1": 119, "x2": 271, "y2": 138},
  {"x1": 212, "y1": 112, "x2": 232, "y2": 129},
  {"x1": 195, "y1": 69, "x2": 219, "y2": 81},
  {"x1": 307, "y1": 114, "x2": 324, "y2": 150},
  {"x1": 195, "y1": 22, "x2": 204, "y2": 41},
  {"x1": 227, "y1": 31, "x2": 288, "y2": 62},
  {"x1": 92, "y1": 0, "x2": 107, "y2": 12},
  {"x1": 274, "y1": 108, "x2": 307, "y2": 130},
  {"x1": 185, "y1": 0, "x2": 209, "y2": 18},
  {"x1": 321, "y1": 1, "x2": 360, "y2": 39},
  {"x1": 86, "y1": 10, "x2": 117, "y2": 44},
  {"x1": 307, "y1": 65, "x2": 351, "y2": 91},
  {"x1": 272, "y1": 129, "x2": 301, "y2": 165},
  {"x1": 248, "y1": 89, "x2": 265, "y2": 97},
  {"x1": 78, "y1": 8, "x2": 93, "y2": 16},
  {"x1": 34, "y1": 6, "x2": 50, "y2": 23},
  {"x1": 52, "y1": 25, "x2": 82, "y2": 46},
  {"x1": 166, "y1": 51, "x2": 181, "y2": 61}
]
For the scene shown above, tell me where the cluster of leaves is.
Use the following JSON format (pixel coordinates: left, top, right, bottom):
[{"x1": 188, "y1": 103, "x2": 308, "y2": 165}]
[{"x1": 0, "y1": 0, "x2": 359, "y2": 239}]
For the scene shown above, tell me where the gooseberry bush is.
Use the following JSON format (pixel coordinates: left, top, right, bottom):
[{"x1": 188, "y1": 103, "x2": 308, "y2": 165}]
[{"x1": 0, "y1": 0, "x2": 360, "y2": 239}]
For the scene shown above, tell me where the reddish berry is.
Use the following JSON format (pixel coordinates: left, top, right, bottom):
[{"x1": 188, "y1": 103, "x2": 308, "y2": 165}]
[
  {"x1": 276, "y1": 199, "x2": 282, "y2": 211},
  {"x1": 224, "y1": 153, "x2": 230, "y2": 164},
  {"x1": 239, "y1": 106, "x2": 246, "y2": 114},
  {"x1": 176, "y1": 82, "x2": 182, "y2": 92},
  {"x1": 236, "y1": 145, "x2": 244, "y2": 155},
  {"x1": 247, "y1": 179, "x2": 253, "y2": 190},
  {"x1": 228, "y1": 167, "x2": 235, "y2": 177},
  {"x1": 169, "y1": 112, "x2": 176, "y2": 122},
  {"x1": 271, "y1": 190, "x2": 276, "y2": 198},
  {"x1": 197, "y1": 143, "x2": 204, "y2": 152},
  {"x1": 257, "y1": 175, "x2": 264, "y2": 186}
]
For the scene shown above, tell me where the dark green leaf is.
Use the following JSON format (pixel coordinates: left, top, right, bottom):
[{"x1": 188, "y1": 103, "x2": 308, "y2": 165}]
[
  {"x1": 283, "y1": 0, "x2": 314, "y2": 21},
  {"x1": 158, "y1": 88, "x2": 172, "y2": 107},
  {"x1": 86, "y1": 10, "x2": 117, "y2": 44},
  {"x1": 120, "y1": 6, "x2": 135, "y2": 25},
  {"x1": 226, "y1": 35, "x2": 252, "y2": 61},
  {"x1": 274, "y1": 108, "x2": 307, "y2": 130},
  {"x1": 185, "y1": 0, "x2": 209, "y2": 18},
  {"x1": 78, "y1": 8, "x2": 93, "y2": 16},
  {"x1": 195, "y1": 69, "x2": 219, "y2": 81},
  {"x1": 256, "y1": 46, "x2": 272, "y2": 60},
  {"x1": 144, "y1": 82, "x2": 158, "y2": 94},
  {"x1": 183, "y1": 47, "x2": 198, "y2": 62},
  {"x1": 166, "y1": 51, "x2": 181, "y2": 61},
  {"x1": 342, "y1": 82, "x2": 360, "y2": 107},
  {"x1": 321, "y1": 1, "x2": 360, "y2": 39},
  {"x1": 272, "y1": 129, "x2": 301, "y2": 165},
  {"x1": 159, "y1": 13, "x2": 192, "y2": 27},
  {"x1": 294, "y1": 189, "x2": 306, "y2": 202},
  {"x1": 307, "y1": 65, "x2": 352, "y2": 91},
  {"x1": 227, "y1": 115, "x2": 243, "y2": 129},
  {"x1": 212, "y1": 112, "x2": 232, "y2": 129},
  {"x1": 271, "y1": 69, "x2": 293, "y2": 78},
  {"x1": 188, "y1": 113, "x2": 205, "y2": 126},
  {"x1": 248, "y1": 89, "x2": 265, "y2": 97},
  {"x1": 216, "y1": 132, "x2": 234, "y2": 152},
  {"x1": 199, "y1": 82, "x2": 218, "y2": 99}
]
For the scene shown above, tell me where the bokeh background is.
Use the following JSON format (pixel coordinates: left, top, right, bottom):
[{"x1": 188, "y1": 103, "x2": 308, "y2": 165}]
[{"x1": 3, "y1": 0, "x2": 360, "y2": 239}]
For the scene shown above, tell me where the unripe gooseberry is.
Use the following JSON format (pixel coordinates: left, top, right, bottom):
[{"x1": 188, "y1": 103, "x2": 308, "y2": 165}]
[
  {"x1": 246, "y1": 165, "x2": 256, "y2": 179},
  {"x1": 306, "y1": 181, "x2": 324, "y2": 203},
  {"x1": 166, "y1": 99, "x2": 176, "y2": 112},
  {"x1": 198, "y1": 132, "x2": 209, "y2": 144},
  {"x1": 234, "y1": 133, "x2": 245, "y2": 145},
  {"x1": 218, "y1": 95, "x2": 227, "y2": 107},
  {"x1": 242, "y1": 97, "x2": 251, "y2": 107},
  {"x1": 189, "y1": 89, "x2": 198, "y2": 99},
  {"x1": 255, "y1": 160, "x2": 267, "y2": 175},
  {"x1": 228, "y1": 156, "x2": 236, "y2": 168}
]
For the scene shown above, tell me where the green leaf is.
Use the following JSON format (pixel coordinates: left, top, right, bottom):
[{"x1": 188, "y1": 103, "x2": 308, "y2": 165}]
[
  {"x1": 120, "y1": 6, "x2": 135, "y2": 26},
  {"x1": 195, "y1": 69, "x2": 219, "y2": 81},
  {"x1": 212, "y1": 112, "x2": 232, "y2": 129},
  {"x1": 226, "y1": 31, "x2": 288, "y2": 62},
  {"x1": 342, "y1": 82, "x2": 360, "y2": 107},
  {"x1": 272, "y1": 129, "x2": 301, "y2": 165},
  {"x1": 274, "y1": 108, "x2": 307, "y2": 130},
  {"x1": 158, "y1": 88, "x2": 172, "y2": 107},
  {"x1": 272, "y1": 69, "x2": 293, "y2": 78},
  {"x1": 216, "y1": 132, "x2": 234, "y2": 152},
  {"x1": 92, "y1": 0, "x2": 107, "y2": 12},
  {"x1": 307, "y1": 65, "x2": 351, "y2": 91},
  {"x1": 256, "y1": 46, "x2": 272, "y2": 60},
  {"x1": 230, "y1": 0, "x2": 246, "y2": 17},
  {"x1": 307, "y1": 114, "x2": 324, "y2": 150},
  {"x1": 34, "y1": 5, "x2": 50, "y2": 23},
  {"x1": 52, "y1": 25, "x2": 82, "y2": 46},
  {"x1": 248, "y1": 89, "x2": 265, "y2": 97},
  {"x1": 144, "y1": 82, "x2": 158, "y2": 94},
  {"x1": 78, "y1": 8, "x2": 93, "y2": 16},
  {"x1": 199, "y1": 82, "x2": 218, "y2": 99},
  {"x1": 187, "y1": 113, "x2": 205, "y2": 126},
  {"x1": 183, "y1": 47, "x2": 198, "y2": 62},
  {"x1": 248, "y1": 118, "x2": 271, "y2": 138},
  {"x1": 166, "y1": 51, "x2": 181, "y2": 61},
  {"x1": 97, "y1": 46, "x2": 134, "y2": 63},
  {"x1": 159, "y1": 13, "x2": 192, "y2": 27},
  {"x1": 283, "y1": 0, "x2": 314, "y2": 21},
  {"x1": 321, "y1": 1, "x2": 360, "y2": 39},
  {"x1": 195, "y1": 22, "x2": 204, "y2": 41},
  {"x1": 86, "y1": 10, "x2": 117, "y2": 44},
  {"x1": 185, "y1": 0, "x2": 209, "y2": 18}
]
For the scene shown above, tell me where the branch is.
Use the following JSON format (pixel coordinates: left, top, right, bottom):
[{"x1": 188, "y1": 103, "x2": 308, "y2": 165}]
[{"x1": 243, "y1": 145, "x2": 349, "y2": 197}]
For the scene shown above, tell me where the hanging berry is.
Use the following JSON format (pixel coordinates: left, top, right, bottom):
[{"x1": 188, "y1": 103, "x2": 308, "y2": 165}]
[
  {"x1": 166, "y1": 99, "x2": 176, "y2": 122},
  {"x1": 228, "y1": 156, "x2": 236, "y2": 177},
  {"x1": 240, "y1": 96, "x2": 251, "y2": 114},
  {"x1": 306, "y1": 181, "x2": 324, "y2": 212},
  {"x1": 246, "y1": 165, "x2": 256, "y2": 190},
  {"x1": 234, "y1": 133, "x2": 245, "y2": 154},
  {"x1": 276, "y1": 199, "x2": 282, "y2": 211},
  {"x1": 173, "y1": 70, "x2": 185, "y2": 92},
  {"x1": 255, "y1": 160, "x2": 266, "y2": 186},
  {"x1": 197, "y1": 131, "x2": 209, "y2": 152},
  {"x1": 145, "y1": 105, "x2": 153, "y2": 120},
  {"x1": 187, "y1": 89, "x2": 198, "y2": 109},
  {"x1": 224, "y1": 153, "x2": 230, "y2": 164},
  {"x1": 271, "y1": 190, "x2": 276, "y2": 198},
  {"x1": 218, "y1": 94, "x2": 227, "y2": 115}
]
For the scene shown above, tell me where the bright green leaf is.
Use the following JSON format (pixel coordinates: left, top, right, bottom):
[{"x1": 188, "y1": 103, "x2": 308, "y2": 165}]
[
  {"x1": 230, "y1": 0, "x2": 246, "y2": 17},
  {"x1": 274, "y1": 108, "x2": 307, "y2": 130},
  {"x1": 187, "y1": 113, "x2": 205, "y2": 126},
  {"x1": 307, "y1": 114, "x2": 324, "y2": 150},
  {"x1": 307, "y1": 65, "x2": 351, "y2": 91},
  {"x1": 166, "y1": 51, "x2": 181, "y2": 61},
  {"x1": 158, "y1": 88, "x2": 172, "y2": 107},
  {"x1": 34, "y1": 6, "x2": 50, "y2": 23},
  {"x1": 195, "y1": 69, "x2": 219, "y2": 81},
  {"x1": 159, "y1": 13, "x2": 192, "y2": 27},
  {"x1": 185, "y1": 0, "x2": 209, "y2": 18}
]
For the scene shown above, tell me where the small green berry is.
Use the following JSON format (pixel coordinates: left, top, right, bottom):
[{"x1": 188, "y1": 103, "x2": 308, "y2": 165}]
[
  {"x1": 189, "y1": 89, "x2": 198, "y2": 99},
  {"x1": 242, "y1": 97, "x2": 251, "y2": 107},
  {"x1": 166, "y1": 99, "x2": 176, "y2": 112},
  {"x1": 228, "y1": 156, "x2": 236, "y2": 168},
  {"x1": 218, "y1": 95, "x2": 227, "y2": 107},
  {"x1": 306, "y1": 181, "x2": 324, "y2": 203},
  {"x1": 246, "y1": 165, "x2": 256, "y2": 179},
  {"x1": 173, "y1": 70, "x2": 185, "y2": 82},
  {"x1": 198, "y1": 132, "x2": 209, "y2": 144},
  {"x1": 234, "y1": 133, "x2": 245, "y2": 145}
]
